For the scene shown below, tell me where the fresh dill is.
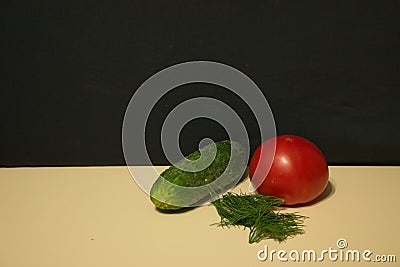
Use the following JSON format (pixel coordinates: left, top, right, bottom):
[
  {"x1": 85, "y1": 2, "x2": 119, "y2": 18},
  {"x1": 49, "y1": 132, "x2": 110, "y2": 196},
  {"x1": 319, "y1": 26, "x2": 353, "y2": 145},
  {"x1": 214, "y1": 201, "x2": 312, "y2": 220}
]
[{"x1": 211, "y1": 192, "x2": 306, "y2": 244}]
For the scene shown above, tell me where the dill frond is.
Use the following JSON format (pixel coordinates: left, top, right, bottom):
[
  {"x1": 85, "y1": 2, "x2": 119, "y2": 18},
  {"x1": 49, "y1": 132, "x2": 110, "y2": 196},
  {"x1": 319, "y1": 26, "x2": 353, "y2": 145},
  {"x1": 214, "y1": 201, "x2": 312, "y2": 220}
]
[{"x1": 211, "y1": 192, "x2": 306, "y2": 244}]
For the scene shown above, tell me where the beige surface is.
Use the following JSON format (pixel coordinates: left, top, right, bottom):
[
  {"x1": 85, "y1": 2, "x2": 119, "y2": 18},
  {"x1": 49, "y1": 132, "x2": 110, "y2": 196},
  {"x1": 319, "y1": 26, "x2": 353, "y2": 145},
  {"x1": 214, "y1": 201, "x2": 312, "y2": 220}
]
[{"x1": 0, "y1": 166, "x2": 399, "y2": 266}]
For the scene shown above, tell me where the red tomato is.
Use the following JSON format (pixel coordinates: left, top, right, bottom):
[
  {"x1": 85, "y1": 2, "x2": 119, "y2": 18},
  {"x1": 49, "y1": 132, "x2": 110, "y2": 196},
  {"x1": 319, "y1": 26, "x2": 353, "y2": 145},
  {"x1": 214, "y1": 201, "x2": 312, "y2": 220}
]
[{"x1": 249, "y1": 135, "x2": 329, "y2": 205}]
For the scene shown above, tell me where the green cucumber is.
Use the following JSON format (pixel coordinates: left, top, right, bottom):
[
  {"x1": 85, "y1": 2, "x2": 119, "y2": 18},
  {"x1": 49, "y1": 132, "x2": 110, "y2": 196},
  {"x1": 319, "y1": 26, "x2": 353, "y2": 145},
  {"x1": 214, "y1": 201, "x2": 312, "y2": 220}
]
[{"x1": 150, "y1": 140, "x2": 247, "y2": 210}]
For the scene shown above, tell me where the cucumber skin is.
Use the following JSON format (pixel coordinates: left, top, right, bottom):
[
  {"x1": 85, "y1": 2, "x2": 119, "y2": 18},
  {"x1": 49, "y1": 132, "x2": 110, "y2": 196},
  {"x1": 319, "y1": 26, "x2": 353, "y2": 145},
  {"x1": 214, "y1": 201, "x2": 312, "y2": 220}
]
[{"x1": 150, "y1": 140, "x2": 246, "y2": 210}]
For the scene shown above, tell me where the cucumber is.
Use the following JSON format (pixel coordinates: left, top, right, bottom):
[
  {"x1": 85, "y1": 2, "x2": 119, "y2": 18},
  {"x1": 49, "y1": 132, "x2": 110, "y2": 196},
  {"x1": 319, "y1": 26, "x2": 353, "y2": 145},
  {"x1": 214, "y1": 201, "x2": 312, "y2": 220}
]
[{"x1": 150, "y1": 140, "x2": 247, "y2": 210}]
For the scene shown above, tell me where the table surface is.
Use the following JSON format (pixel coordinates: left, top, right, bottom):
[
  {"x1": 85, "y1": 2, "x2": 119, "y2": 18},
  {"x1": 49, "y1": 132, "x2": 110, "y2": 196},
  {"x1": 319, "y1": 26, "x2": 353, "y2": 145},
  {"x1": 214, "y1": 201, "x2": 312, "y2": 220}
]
[{"x1": 0, "y1": 166, "x2": 399, "y2": 266}]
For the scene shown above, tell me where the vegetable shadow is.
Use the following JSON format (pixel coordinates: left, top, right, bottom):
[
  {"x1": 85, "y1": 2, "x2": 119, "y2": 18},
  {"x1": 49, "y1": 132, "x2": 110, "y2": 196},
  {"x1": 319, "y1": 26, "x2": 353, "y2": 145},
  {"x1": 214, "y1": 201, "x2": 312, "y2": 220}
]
[{"x1": 155, "y1": 206, "x2": 196, "y2": 214}]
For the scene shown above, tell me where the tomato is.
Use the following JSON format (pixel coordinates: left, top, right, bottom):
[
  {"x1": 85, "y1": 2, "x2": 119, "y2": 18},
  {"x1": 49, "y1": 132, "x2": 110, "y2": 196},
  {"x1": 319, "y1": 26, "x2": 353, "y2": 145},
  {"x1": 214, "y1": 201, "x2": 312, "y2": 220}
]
[{"x1": 249, "y1": 135, "x2": 329, "y2": 205}]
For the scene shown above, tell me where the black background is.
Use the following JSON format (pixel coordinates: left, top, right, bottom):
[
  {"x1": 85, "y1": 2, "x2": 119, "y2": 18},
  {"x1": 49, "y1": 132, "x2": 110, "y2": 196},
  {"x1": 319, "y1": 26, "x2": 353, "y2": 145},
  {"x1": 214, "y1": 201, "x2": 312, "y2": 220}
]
[{"x1": 2, "y1": 0, "x2": 400, "y2": 166}]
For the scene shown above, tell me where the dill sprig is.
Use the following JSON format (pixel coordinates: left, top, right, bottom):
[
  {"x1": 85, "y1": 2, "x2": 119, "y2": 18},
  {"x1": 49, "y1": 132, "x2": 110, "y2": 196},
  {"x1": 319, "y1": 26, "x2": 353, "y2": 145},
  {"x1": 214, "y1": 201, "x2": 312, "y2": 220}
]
[{"x1": 211, "y1": 192, "x2": 306, "y2": 244}]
